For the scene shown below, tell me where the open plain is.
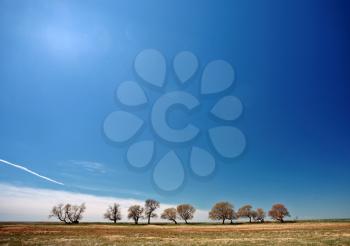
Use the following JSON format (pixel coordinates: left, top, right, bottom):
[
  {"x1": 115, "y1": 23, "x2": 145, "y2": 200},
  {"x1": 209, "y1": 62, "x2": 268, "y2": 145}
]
[{"x1": 1, "y1": 221, "x2": 350, "y2": 245}]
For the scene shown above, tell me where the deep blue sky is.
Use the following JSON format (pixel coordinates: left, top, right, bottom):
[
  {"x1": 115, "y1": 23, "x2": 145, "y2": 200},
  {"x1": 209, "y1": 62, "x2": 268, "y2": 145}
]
[{"x1": 0, "y1": 0, "x2": 350, "y2": 219}]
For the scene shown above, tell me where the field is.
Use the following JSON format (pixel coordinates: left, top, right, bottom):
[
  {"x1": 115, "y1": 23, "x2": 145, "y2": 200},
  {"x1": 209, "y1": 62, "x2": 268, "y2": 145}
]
[{"x1": 1, "y1": 221, "x2": 350, "y2": 245}]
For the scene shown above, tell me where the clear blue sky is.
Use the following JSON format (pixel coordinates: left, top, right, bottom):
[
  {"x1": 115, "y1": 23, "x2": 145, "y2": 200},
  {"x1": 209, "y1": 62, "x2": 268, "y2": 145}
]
[{"x1": 0, "y1": 0, "x2": 349, "y2": 219}]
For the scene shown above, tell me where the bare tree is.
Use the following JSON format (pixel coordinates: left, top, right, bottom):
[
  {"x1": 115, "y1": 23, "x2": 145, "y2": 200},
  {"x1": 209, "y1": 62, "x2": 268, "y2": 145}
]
[
  {"x1": 144, "y1": 199, "x2": 160, "y2": 224},
  {"x1": 209, "y1": 202, "x2": 235, "y2": 224},
  {"x1": 128, "y1": 205, "x2": 144, "y2": 224},
  {"x1": 251, "y1": 210, "x2": 258, "y2": 222},
  {"x1": 255, "y1": 208, "x2": 266, "y2": 222},
  {"x1": 104, "y1": 203, "x2": 122, "y2": 223},
  {"x1": 49, "y1": 203, "x2": 68, "y2": 223},
  {"x1": 68, "y1": 203, "x2": 86, "y2": 224},
  {"x1": 237, "y1": 205, "x2": 254, "y2": 223},
  {"x1": 227, "y1": 207, "x2": 238, "y2": 224},
  {"x1": 49, "y1": 203, "x2": 86, "y2": 224},
  {"x1": 177, "y1": 204, "x2": 195, "y2": 224},
  {"x1": 161, "y1": 208, "x2": 178, "y2": 224},
  {"x1": 268, "y1": 204, "x2": 290, "y2": 222}
]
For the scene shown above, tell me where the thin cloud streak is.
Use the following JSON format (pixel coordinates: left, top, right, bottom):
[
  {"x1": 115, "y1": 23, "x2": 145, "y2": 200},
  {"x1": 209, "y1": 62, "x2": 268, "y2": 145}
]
[
  {"x1": 67, "y1": 160, "x2": 107, "y2": 173},
  {"x1": 0, "y1": 159, "x2": 64, "y2": 186}
]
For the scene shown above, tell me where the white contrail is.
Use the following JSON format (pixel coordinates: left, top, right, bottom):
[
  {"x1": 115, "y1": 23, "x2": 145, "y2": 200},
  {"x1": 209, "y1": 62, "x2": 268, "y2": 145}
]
[{"x1": 0, "y1": 159, "x2": 64, "y2": 185}]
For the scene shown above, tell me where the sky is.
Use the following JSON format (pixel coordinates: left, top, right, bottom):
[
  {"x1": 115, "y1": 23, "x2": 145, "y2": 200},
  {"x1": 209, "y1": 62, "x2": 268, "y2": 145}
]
[{"x1": 0, "y1": 0, "x2": 350, "y2": 221}]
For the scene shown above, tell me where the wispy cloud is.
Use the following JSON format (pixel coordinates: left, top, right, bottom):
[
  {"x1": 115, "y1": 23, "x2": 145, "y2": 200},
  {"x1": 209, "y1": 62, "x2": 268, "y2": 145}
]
[
  {"x1": 55, "y1": 160, "x2": 145, "y2": 197},
  {"x1": 67, "y1": 160, "x2": 107, "y2": 173},
  {"x1": 69, "y1": 183, "x2": 149, "y2": 197},
  {"x1": 0, "y1": 183, "x2": 209, "y2": 222},
  {"x1": 0, "y1": 159, "x2": 64, "y2": 186}
]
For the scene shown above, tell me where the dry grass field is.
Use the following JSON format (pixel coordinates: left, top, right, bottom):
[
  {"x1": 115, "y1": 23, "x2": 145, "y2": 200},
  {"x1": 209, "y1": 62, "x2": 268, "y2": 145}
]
[{"x1": 1, "y1": 221, "x2": 350, "y2": 245}]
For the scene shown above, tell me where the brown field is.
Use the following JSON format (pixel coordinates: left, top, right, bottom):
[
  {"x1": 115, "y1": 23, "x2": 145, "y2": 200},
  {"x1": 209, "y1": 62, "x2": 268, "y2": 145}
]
[{"x1": 1, "y1": 221, "x2": 350, "y2": 245}]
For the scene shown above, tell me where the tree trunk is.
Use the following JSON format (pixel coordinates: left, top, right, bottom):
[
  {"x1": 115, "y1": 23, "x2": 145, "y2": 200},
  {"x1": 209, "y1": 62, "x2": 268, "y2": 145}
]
[
  {"x1": 230, "y1": 220, "x2": 233, "y2": 224},
  {"x1": 113, "y1": 219, "x2": 116, "y2": 224},
  {"x1": 222, "y1": 219, "x2": 225, "y2": 224},
  {"x1": 249, "y1": 217, "x2": 252, "y2": 223},
  {"x1": 185, "y1": 220, "x2": 188, "y2": 224},
  {"x1": 147, "y1": 216, "x2": 150, "y2": 224}
]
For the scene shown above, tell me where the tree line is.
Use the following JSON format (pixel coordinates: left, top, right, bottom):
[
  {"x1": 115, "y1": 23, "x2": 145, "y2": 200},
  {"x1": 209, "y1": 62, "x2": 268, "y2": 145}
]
[{"x1": 49, "y1": 199, "x2": 290, "y2": 224}]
